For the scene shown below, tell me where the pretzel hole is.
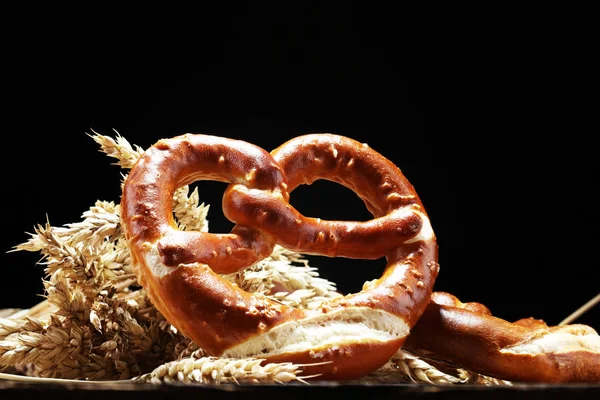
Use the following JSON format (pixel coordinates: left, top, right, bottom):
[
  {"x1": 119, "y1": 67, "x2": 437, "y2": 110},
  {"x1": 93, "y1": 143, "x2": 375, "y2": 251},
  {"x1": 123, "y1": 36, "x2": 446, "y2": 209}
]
[
  {"x1": 175, "y1": 181, "x2": 235, "y2": 233},
  {"x1": 288, "y1": 179, "x2": 372, "y2": 221},
  {"x1": 287, "y1": 179, "x2": 386, "y2": 295}
]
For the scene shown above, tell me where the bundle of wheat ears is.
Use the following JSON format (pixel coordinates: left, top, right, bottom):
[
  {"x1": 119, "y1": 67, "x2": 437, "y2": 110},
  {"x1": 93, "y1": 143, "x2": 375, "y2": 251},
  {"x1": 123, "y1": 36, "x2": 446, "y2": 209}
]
[{"x1": 4, "y1": 130, "x2": 589, "y2": 386}]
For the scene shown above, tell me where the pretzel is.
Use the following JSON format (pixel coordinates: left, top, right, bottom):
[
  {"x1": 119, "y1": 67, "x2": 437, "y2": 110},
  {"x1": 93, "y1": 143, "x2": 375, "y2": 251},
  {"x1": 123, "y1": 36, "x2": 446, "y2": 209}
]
[
  {"x1": 404, "y1": 292, "x2": 600, "y2": 382},
  {"x1": 120, "y1": 133, "x2": 438, "y2": 380}
]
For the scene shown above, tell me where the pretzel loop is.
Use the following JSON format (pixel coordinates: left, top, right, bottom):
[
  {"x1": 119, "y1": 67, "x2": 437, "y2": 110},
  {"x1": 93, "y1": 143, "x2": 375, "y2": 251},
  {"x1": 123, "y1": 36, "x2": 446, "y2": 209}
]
[
  {"x1": 120, "y1": 133, "x2": 439, "y2": 380},
  {"x1": 121, "y1": 134, "x2": 287, "y2": 275},
  {"x1": 223, "y1": 134, "x2": 426, "y2": 259}
]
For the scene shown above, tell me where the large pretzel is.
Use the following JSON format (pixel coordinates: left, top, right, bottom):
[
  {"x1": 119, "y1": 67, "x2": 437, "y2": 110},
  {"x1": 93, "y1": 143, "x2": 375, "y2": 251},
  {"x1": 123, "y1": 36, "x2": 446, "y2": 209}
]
[
  {"x1": 404, "y1": 292, "x2": 600, "y2": 382},
  {"x1": 120, "y1": 133, "x2": 438, "y2": 380}
]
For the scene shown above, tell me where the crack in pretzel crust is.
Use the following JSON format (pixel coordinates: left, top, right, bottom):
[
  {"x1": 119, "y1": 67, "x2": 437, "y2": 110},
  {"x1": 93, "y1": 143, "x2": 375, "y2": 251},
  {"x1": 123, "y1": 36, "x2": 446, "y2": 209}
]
[{"x1": 121, "y1": 133, "x2": 439, "y2": 380}]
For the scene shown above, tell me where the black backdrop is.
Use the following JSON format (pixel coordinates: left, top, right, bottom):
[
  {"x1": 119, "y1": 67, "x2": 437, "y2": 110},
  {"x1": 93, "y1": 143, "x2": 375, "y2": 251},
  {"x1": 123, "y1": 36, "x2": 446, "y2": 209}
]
[{"x1": 2, "y1": 9, "x2": 598, "y2": 330}]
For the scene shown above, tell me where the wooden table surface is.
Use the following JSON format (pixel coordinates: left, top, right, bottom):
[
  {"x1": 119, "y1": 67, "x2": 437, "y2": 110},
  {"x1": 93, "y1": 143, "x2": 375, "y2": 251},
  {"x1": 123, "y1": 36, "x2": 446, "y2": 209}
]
[{"x1": 1, "y1": 378, "x2": 600, "y2": 400}]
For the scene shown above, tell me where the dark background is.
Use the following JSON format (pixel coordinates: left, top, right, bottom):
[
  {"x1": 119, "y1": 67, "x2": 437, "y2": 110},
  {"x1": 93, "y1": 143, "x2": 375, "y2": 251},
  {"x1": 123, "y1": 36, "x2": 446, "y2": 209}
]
[{"x1": 2, "y1": 7, "x2": 598, "y2": 331}]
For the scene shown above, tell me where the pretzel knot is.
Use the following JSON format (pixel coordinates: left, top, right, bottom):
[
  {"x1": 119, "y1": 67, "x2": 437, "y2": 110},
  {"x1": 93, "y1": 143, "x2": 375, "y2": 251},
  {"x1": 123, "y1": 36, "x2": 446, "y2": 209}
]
[{"x1": 121, "y1": 133, "x2": 439, "y2": 380}]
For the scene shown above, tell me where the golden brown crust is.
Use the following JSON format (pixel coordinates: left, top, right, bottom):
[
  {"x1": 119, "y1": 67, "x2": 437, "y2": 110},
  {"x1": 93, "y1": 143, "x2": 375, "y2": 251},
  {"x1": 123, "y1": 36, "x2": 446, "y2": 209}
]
[
  {"x1": 120, "y1": 133, "x2": 438, "y2": 380},
  {"x1": 261, "y1": 338, "x2": 406, "y2": 380},
  {"x1": 404, "y1": 292, "x2": 600, "y2": 382}
]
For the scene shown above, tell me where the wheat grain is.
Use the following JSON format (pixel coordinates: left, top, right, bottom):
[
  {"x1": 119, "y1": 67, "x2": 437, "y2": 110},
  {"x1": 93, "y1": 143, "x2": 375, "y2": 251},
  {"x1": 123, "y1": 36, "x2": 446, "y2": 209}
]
[
  {"x1": 133, "y1": 355, "x2": 311, "y2": 384},
  {"x1": 388, "y1": 349, "x2": 512, "y2": 386},
  {"x1": 172, "y1": 186, "x2": 211, "y2": 232},
  {"x1": 88, "y1": 129, "x2": 144, "y2": 169},
  {"x1": 387, "y1": 349, "x2": 469, "y2": 385},
  {"x1": 224, "y1": 245, "x2": 341, "y2": 309}
]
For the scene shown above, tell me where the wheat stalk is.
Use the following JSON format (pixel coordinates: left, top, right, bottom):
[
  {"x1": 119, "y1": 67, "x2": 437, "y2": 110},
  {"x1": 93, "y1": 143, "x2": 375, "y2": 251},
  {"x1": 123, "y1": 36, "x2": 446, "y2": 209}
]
[
  {"x1": 559, "y1": 292, "x2": 600, "y2": 326},
  {"x1": 387, "y1": 349, "x2": 512, "y2": 386},
  {"x1": 172, "y1": 186, "x2": 211, "y2": 232},
  {"x1": 133, "y1": 350, "x2": 314, "y2": 385},
  {"x1": 223, "y1": 245, "x2": 342, "y2": 310},
  {"x1": 88, "y1": 129, "x2": 144, "y2": 169},
  {"x1": 386, "y1": 349, "x2": 469, "y2": 385}
]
